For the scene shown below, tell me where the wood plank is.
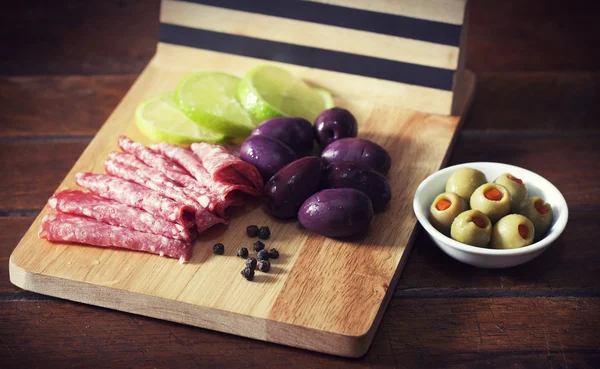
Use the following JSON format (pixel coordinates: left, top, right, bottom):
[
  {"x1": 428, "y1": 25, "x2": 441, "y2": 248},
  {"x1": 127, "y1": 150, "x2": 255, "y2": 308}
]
[
  {"x1": 2, "y1": 134, "x2": 597, "y2": 211},
  {"x1": 8, "y1": 59, "x2": 461, "y2": 356},
  {"x1": 465, "y1": 0, "x2": 600, "y2": 72},
  {"x1": 0, "y1": 218, "x2": 33, "y2": 294},
  {"x1": 0, "y1": 140, "x2": 89, "y2": 210},
  {"x1": 2, "y1": 1, "x2": 598, "y2": 76},
  {"x1": 465, "y1": 72, "x2": 600, "y2": 131},
  {"x1": 0, "y1": 76, "x2": 136, "y2": 137},
  {"x1": 1, "y1": 72, "x2": 597, "y2": 138},
  {"x1": 449, "y1": 133, "x2": 600, "y2": 209},
  {"x1": 0, "y1": 0, "x2": 159, "y2": 75},
  {"x1": 1, "y1": 298, "x2": 598, "y2": 368},
  {"x1": 396, "y1": 211, "x2": 600, "y2": 297}
]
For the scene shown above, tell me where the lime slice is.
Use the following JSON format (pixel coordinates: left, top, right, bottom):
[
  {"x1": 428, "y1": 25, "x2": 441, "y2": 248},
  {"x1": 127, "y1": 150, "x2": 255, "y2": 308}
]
[
  {"x1": 237, "y1": 65, "x2": 335, "y2": 123},
  {"x1": 135, "y1": 92, "x2": 226, "y2": 144},
  {"x1": 175, "y1": 72, "x2": 255, "y2": 137}
]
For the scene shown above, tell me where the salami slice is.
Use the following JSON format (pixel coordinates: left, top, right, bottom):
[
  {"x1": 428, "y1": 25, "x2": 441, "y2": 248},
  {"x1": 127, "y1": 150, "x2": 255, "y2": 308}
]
[
  {"x1": 75, "y1": 172, "x2": 195, "y2": 228},
  {"x1": 107, "y1": 151, "x2": 215, "y2": 209},
  {"x1": 39, "y1": 213, "x2": 192, "y2": 263},
  {"x1": 191, "y1": 142, "x2": 263, "y2": 192},
  {"x1": 117, "y1": 137, "x2": 236, "y2": 216},
  {"x1": 105, "y1": 155, "x2": 226, "y2": 233},
  {"x1": 48, "y1": 189, "x2": 195, "y2": 242},
  {"x1": 152, "y1": 142, "x2": 258, "y2": 197}
]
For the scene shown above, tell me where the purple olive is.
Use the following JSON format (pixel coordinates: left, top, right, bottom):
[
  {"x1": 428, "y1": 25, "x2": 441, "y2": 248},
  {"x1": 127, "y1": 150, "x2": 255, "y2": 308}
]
[
  {"x1": 251, "y1": 117, "x2": 314, "y2": 156},
  {"x1": 264, "y1": 156, "x2": 322, "y2": 219},
  {"x1": 313, "y1": 108, "x2": 358, "y2": 149},
  {"x1": 323, "y1": 161, "x2": 391, "y2": 212},
  {"x1": 240, "y1": 135, "x2": 297, "y2": 181},
  {"x1": 321, "y1": 138, "x2": 391, "y2": 176},
  {"x1": 298, "y1": 188, "x2": 373, "y2": 238}
]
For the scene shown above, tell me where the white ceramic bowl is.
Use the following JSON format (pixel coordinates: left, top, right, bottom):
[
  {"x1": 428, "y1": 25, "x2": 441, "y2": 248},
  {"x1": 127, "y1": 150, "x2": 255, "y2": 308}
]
[{"x1": 413, "y1": 162, "x2": 568, "y2": 268}]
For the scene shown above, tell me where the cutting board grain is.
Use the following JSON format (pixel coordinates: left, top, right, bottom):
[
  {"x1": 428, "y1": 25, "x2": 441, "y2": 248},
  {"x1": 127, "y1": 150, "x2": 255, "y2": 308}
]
[{"x1": 9, "y1": 0, "x2": 472, "y2": 357}]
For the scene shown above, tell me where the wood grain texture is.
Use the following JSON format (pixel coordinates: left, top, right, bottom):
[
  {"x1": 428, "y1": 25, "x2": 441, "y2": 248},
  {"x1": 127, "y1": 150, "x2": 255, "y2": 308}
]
[
  {"x1": 1, "y1": 72, "x2": 597, "y2": 140},
  {"x1": 8, "y1": 54, "x2": 463, "y2": 356},
  {"x1": 465, "y1": 0, "x2": 600, "y2": 72},
  {"x1": 0, "y1": 76, "x2": 136, "y2": 137},
  {"x1": 2, "y1": 134, "x2": 597, "y2": 212},
  {"x1": 0, "y1": 140, "x2": 90, "y2": 210},
  {"x1": 2, "y1": 1, "x2": 598, "y2": 76},
  {"x1": 0, "y1": 218, "x2": 34, "y2": 294},
  {"x1": 1, "y1": 298, "x2": 599, "y2": 369},
  {"x1": 397, "y1": 211, "x2": 600, "y2": 297},
  {"x1": 464, "y1": 72, "x2": 600, "y2": 131},
  {"x1": 0, "y1": 0, "x2": 160, "y2": 75}
]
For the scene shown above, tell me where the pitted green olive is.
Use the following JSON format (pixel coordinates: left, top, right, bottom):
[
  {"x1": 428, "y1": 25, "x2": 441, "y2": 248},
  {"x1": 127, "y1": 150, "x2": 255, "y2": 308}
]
[
  {"x1": 490, "y1": 214, "x2": 535, "y2": 249},
  {"x1": 429, "y1": 192, "x2": 469, "y2": 234},
  {"x1": 520, "y1": 196, "x2": 553, "y2": 240},
  {"x1": 494, "y1": 173, "x2": 528, "y2": 212},
  {"x1": 445, "y1": 167, "x2": 487, "y2": 200},
  {"x1": 450, "y1": 210, "x2": 492, "y2": 247},
  {"x1": 470, "y1": 183, "x2": 511, "y2": 223}
]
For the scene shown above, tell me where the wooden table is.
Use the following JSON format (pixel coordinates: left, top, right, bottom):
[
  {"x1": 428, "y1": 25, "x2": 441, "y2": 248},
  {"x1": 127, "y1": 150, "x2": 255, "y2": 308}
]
[{"x1": 1, "y1": 1, "x2": 599, "y2": 368}]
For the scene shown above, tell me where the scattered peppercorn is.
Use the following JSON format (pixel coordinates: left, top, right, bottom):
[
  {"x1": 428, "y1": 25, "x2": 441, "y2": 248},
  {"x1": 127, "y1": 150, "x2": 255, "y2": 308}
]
[
  {"x1": 240, "y1": 267, "x2": 255, "y2": 281},
  {"x1": 237, "y1": 247, "x2": 249, "y2": 258},
  {"x1": 212, "y1": 243, "x2": 224, "y2": 255},
  {"x1": 246, "y1": 225, "x2": 259, "y2": 237},
  {"x1": 246, "y1": 257, "x2": 257, "y2": 269},
  {"x1": 253, "y1": 240, "x2": 265, "y2": 252},
  {"x1": 257, "y1": 260, "x2": 271, "y2": 272},
  {"x1": 257, "y1": 249, "x2": 269, "y2": 261},
  {"x1": 268, "y1": 248, "x2": 279, "y2": 259},
  {"x1": 258, "y1": 226, "x2": 271, "y2": 240}
]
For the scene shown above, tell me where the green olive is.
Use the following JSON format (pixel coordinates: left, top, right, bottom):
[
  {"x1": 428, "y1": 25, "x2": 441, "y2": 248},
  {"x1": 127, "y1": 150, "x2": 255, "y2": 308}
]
[
  {"x1": 470, "y1": 183, "x2": 511, "y2": 223},
  {"x1": 490, "y1": 214, "x2": 535, "y2": 249},
  {"x1": 494, "y1": 173, "x2": 528, "y2": 212},
  {"x1": 450, "y1": 210, "x2": 492, "y2": 247},
  {"x1": 429, "y1": 192, "x2": 469, "y2": 234},
  {"x1": 519, "y1": 196, "x2": 553, "y2": 240},
  {"x1": 445, "y1": 168, "x2": 487, "y2": 200}
]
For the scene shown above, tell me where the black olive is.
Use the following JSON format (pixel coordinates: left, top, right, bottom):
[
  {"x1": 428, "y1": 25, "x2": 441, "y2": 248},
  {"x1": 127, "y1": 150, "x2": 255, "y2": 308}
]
[
  {"x1": 240, "y1": 267, "x2": 255, "y2": 281},
  {"x1": 246, "y1": 257, "x2": 257, "y2": 269},
  {"x1": 246, "y1": 225, "x2": 259, "y2": 237},
  {"x1": 257, "y1": 260, "x2": 271, "y2": 273}
]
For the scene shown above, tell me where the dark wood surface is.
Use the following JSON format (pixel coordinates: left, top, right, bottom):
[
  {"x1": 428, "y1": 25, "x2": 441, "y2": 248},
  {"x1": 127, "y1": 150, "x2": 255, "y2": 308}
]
[{"x1": 1, "y1": 1, "x2": 599, "y2": 368}]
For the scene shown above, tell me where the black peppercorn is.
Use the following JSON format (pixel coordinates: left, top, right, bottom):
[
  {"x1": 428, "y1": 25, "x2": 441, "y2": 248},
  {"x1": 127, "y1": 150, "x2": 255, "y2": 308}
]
[
  {"x1": 253, "y1": 240, "x2": 265, "y2": 252},
  {"x1": 246, "y1": 257, "x2": 257, "y2": 269},
  {"x1": 212, "y1": 243, "x2": 224, "y2": 255},
  {"x1": 246, "y1": 225, "x2": 259, "y2": 237},
  {"x1": 268, "y1": 248, "x2": 279, "y2": 259},
  {"x1": 258, "y1": 226, "x2": 271, "y2": 240},
  {"x1": 257, "y1": 249, "x2": 269, "y2": 261},
  {"x1": 237, "y1": 247, "x2": 249, "y2": 258},
  {"x1": 240, "y1": 267, "x2": 255, "y2": 281},
  {"x1": 257, "y1": 260, "x2": 270, "y2": 272}
]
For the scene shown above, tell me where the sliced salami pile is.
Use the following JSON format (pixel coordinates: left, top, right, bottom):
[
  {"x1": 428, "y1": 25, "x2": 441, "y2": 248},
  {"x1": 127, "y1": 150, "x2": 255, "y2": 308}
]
[{"x1": 39, "y1": 136, "x2": 263, "y2": 263}]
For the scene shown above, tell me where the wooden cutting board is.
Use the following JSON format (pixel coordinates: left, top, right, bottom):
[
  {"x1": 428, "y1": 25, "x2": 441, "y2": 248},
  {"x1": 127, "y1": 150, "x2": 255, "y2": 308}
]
[{"x1": 10, "y1": 0, "x2": 473, "y2": 357}]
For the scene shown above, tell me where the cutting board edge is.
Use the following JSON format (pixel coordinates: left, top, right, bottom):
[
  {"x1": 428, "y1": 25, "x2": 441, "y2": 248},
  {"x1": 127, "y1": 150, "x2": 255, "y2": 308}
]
[{"x1": 9, "y1": 253, "x2": 376, "y2": 357}]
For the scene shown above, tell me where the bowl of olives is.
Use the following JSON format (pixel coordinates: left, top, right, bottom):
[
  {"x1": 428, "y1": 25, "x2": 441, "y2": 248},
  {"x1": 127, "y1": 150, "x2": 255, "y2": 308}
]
[{"x1": 413, "y1": 162, "x2": 568, "y2": 268}]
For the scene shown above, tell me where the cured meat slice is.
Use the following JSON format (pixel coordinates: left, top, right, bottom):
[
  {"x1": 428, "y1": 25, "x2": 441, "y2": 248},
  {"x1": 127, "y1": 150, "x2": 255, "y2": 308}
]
[
  {"x1": 191, "y1": 142, "x2": 263, "y2": 192},
  {"x1": 75, "y1": 172, "x2": 195, "y2": 228},
  {"x1": 39, "y1": 213, "x2": 192, "y2": 263},
  {"x1": 107, "y1": 151, "x2": 215, "y2": 209},
  {"x1": 48, "y1": 189, "x2": 195, "y2": 242},
  {"x1": 116, "y1": 137, "x2": 237, "y2": 216},
  {"x1": 152, "y1": 142, "x2": 259, "y2": 196},
  {"x1": 105, "y1": 155, "x2": 226, "y2": 233}
]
